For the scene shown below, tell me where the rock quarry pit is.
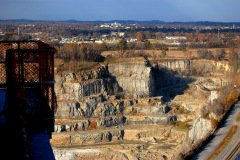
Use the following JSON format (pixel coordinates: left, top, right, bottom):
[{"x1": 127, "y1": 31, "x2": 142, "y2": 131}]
[{"x1": 52, "y1": 57, "x2": 231, "y2": 160}]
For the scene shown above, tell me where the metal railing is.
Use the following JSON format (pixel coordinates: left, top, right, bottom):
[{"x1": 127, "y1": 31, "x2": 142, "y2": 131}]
[{"x1": 0, "y1": 40, "x2": 57, "y2": 137}]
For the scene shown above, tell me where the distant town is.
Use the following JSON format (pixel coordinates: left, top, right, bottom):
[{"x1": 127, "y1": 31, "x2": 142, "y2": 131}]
[{"x1": 0, "y1": 21, "x2": 239, "y2": 49}]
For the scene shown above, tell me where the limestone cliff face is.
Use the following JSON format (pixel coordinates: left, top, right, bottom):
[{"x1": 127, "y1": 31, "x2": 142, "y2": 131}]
[
  {"x1": 153, "y1": 60, "x2": 193, "y2": 92},
  {"x1": 54, "y1": 59, "x2": 231, "y2": 126},
  {"x1": 54, "y1": 116, "x2": 125, "y2": 133},
  {"x1": 55, "y1": 96, "x2": 121, "y2": 119},
  {"x1": 188, "y1": 118, "x2": 213, "y2": 141},
  {"x1": 108, "y1": 61, "x2": 154, "y2": 97},
  {"x1": 153, "y1": 59, "x2": 231, "y2": 93},
  {"x1": 56, "y1": 78, "x2": 104, "y2": 101},
  {"x1": 157, "y1": 60, "x2": 190, "y2": 71},
  {"x1": 157, "y1": 59, "x2": 230, "y2": 73},
  {"x1": 56, "y1": 59, "x2": 230, "y2": 103},
  {"x1": 55, "y1": 64, "x2": 124, "y2": 102},
  {"x1": 191, "y1": 59, "x2": 231, "y2": 73}
]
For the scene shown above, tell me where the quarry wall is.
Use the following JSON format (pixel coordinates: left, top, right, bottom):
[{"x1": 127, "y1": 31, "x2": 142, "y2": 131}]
[{"x1": 55, "y1": 59, "x2": 231, "y2": 120}]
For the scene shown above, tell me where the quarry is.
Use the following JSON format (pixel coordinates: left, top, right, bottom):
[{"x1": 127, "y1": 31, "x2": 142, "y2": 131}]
[
  {"x1": 51, "y1": 57, "x2": 232, "y2": 160},
  {"x1": 1, "y1": 20, "x2": 240, "y2": 160}
]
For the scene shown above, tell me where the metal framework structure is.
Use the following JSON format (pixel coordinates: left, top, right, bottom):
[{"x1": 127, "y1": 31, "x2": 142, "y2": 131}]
[{"x1": 0, "y1": 40, "x2": 57, "y2": 159}]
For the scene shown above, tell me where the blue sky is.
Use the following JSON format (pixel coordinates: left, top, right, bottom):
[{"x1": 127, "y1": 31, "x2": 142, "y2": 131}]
[{"x1": 0, "y1": 0, "x2": 239, "y2": 22}]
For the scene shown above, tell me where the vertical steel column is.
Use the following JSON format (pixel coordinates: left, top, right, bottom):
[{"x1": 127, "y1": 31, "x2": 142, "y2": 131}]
[
  {"x1": 17, "y1": 42, "x2": 21, "y2": 84},
  {"x1": 51, "y1": 52, "x2": 55, "y2": 135},
  {"x1": 21, "y1": 50, "x2": 24, "y2": 86}
]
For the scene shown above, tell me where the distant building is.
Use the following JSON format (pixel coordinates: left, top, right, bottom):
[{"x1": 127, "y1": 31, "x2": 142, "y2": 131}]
[
  {"x1": 203, "y1": 26, "x2": 212, "y2": 30},
  {"x1": 111, "y1": 22, "x2": 121, "y2": 27},
  {"x1": 111, "y1": 32, "x2": 118, "y2": 36},
  {"x1": 101, "y1": 22, "x2": 121, "y2": 28},
  {"x1": 171, "y1": 42, "x2": 181, "y2": 46},
  {"x1": 166, "y1": 36, "x2": 186, "y2": 40},
  {"x1": 95, "y1": 40, "x2": 104, "y2": 44},
  {"x1": 126, "y1": 38, "x2": 138, "y2": 42},
  {"x1": 111, "y1": 32, "x2": 125, "y2": 37},
  {"x1": 171, "y1": 41, "x2": 188, "y2": 46},
  {"x1": 100, "y1": 24, "x2": 110, "y2": 28},
  {"x1": 118, "y1": 32, "x2": 125, "y2": 37}
]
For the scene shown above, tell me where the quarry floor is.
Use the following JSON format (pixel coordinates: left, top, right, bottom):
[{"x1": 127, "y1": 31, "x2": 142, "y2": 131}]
[{"x1": 52, "y1": 124, "x2": 184, "y2": 160}]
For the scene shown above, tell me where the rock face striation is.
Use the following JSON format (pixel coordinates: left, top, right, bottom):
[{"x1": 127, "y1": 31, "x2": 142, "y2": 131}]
[
  {"x1": 54, "y1": 59, "x2": 231, "y2": 121},
  {"x1": 55, "y1": 59, "x2": 230, "y2": 103},
  {"x1": 55, "y1": 65, "x2": 115, "y2": 102},
  {"x1": 108, "y1": 61, "x2": 154, "y2": 97},
  {"x1": 188, "y1": 118, "x2": 213, "y2": 141},
  {"x1": 51, "y1": 125, "x2": 187, "y2": 147}
]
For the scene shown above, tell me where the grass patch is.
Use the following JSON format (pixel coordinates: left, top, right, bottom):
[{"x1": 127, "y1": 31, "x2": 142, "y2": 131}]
[
  {"x1": 237, "y1": 112, "x2": 240, "y2": 121},
  {"x1": 169, "y1": 121, "x2": 191, "y2": 131},
  {"x1": 207, "y1": 125, "x2": 238, "y2": 160}
]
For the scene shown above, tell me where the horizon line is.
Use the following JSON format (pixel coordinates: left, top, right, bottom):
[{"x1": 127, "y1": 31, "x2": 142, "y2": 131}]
[{"x1": 1, "y1": 19, "x2": 240, "y2": 23}]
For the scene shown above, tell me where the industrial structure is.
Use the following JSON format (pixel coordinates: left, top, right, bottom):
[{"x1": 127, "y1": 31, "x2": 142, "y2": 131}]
[{"x1": 0, "y1": 41, "x2": 57, "y2": 159}]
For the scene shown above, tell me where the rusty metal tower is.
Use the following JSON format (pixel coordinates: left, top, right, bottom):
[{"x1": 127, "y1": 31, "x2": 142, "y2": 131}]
[{"x1": 0, "y1": 40, "x2": 57, "y2": 159}]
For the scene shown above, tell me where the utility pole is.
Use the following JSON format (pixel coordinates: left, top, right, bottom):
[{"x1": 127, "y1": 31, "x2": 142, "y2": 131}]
[{"x1": 218, "y1": 28, "x2": 220, "y2": 47}]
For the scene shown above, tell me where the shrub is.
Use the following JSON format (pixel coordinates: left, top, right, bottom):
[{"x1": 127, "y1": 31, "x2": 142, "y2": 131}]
[
  {"x1": 55, "y1": 43, "x2": 105, "y2": 62},
  {"x1": 224, "y1": 90, "x2": 238, "y2": 108},
  {"x1": 178, "y1": 153, "x2": 185, "y2": 160},
  {"x1": 89, "y1": 120, "x2": 97, "y2": 130},
  {"x1": 211, "y1": 88, "x2": 239, "y2": 117},
  {"x1": 200, "y1": 105, "x2": 209, "y2": 118},
  {"x1": 116, "y1": 111, "x2": 123, "y2": 117},
  {"x1": 169, "y1": 121, "x2": 175, "y2": 126},
  {"x1": 170, "y1": 104, "x2": 188, "y2": 114},
  {"x1": 197, "y1": 49, "x2": 214, "y2": 59},
  {"x1": 237, "y1": 112, "x2": 240, "y2": 121},
  {"x1": 210, "y1": 118, "x2": 219, "y2": 128},
  {"x1": 178, "y1": 106, "x2": 185, "y2": 114},
  {"x1": 215, "y1": 49, "x2": 226, "y2": 60},
  {"x1": 130, "y1": 108, "x2": 137, "y2": 115}
]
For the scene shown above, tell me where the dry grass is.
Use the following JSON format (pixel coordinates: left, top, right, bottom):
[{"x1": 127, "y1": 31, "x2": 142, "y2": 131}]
[
  {"x1": 55, "y1": 58, "x2": 100, "y2": 75},
  {"x1": 102, "y1": 49, "x2": 201, "y2": 60},
  {"x1": 207, "y1": 125, "x2": 238, "y2": 160},
  {"x1": 101, "y1": 50, "x2": 187, "y2": 59},
  {"x1": 102, "y1": 48, "x2": 237, "y2": 60},
  {"x1": 104, "y1": 57, "x2": 146, "y2": 64}
]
